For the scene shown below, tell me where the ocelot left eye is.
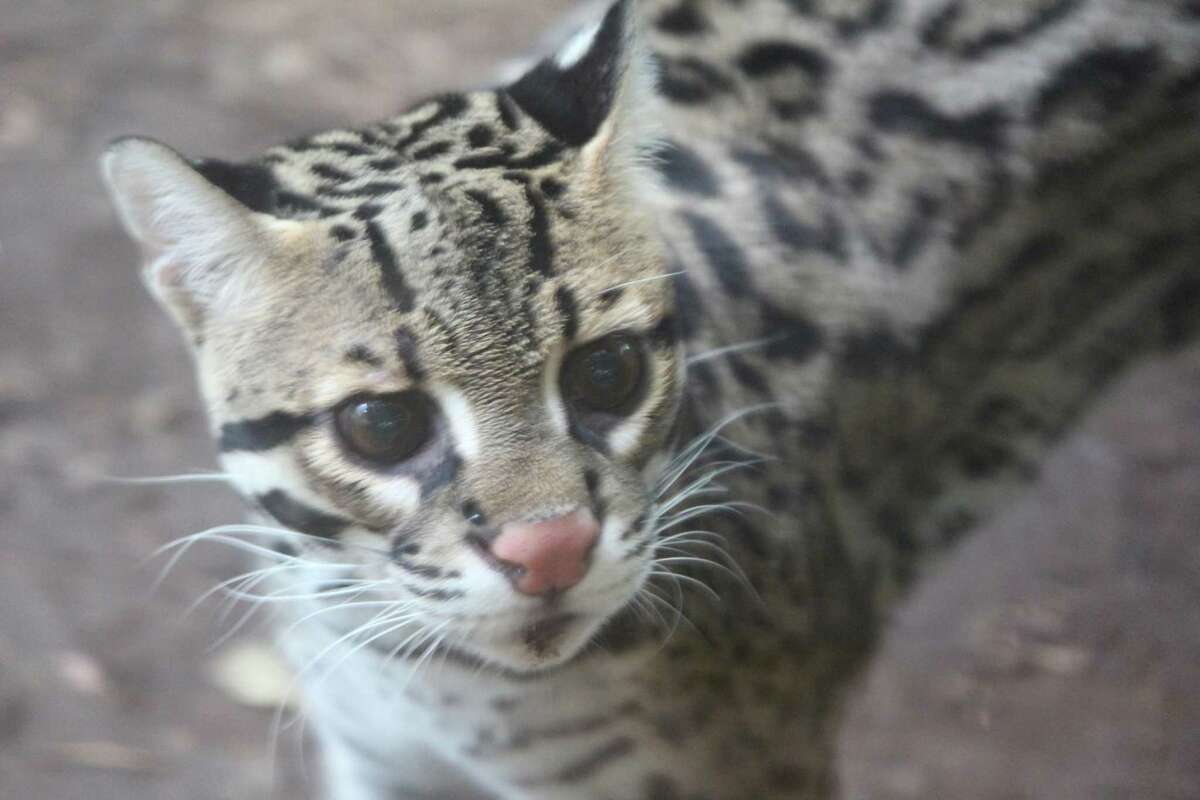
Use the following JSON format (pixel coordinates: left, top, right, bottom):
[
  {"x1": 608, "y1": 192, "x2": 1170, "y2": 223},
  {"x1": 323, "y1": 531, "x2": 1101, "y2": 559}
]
[
  {"x1": 335, "y1": 391, "x2": 434, "y2": 465},
  {"x1": 560, "y1": 334, "x2": 646, "y2": 416}
]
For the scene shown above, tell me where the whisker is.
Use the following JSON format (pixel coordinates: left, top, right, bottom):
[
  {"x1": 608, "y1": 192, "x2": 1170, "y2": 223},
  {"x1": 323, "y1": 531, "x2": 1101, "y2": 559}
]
[
  {"x1": 642, "y1": 573, "x2": 700, "y2": 640},
  {"x1": 593, "y1": 270, "x2": 685, "y2": 297},
  {"x1": 311, "y1": 611, "x2": 424, "y2": 691},
  {"x1": 685, "y1": 336, "x2": 783, "y2": 366},
  {"x1": 655, "y1": 403, "x2": 779, "y2": 495},
  {"x1": 403, "y1": 621, "x2": 453, "y2": 688},
  {"x1": 656, "y1": 460, "x2": 765, "y2": 512},
  {"x1": 653, "y1": 501, "x2": 765, "y2": 535},
  {"x1": 188, "y1": 562, "x2": 310, "y2": 616},
  {"x1": 653, "y1": 555, "x2": 758, "y2": 600},
  {"x1": 647, "y1": 569, "x2": 723, "y2": 605},
  {"x1": 280, "y1": 599, "x2": 408, "y2": 638},
  {"x1": 102, "y1": 471, "x2": 236, "y2": 486}
]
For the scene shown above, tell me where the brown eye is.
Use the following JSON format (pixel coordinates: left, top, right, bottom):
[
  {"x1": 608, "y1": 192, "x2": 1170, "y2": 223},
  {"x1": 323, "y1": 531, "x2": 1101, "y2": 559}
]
[
  {"x1": 335, "y1": 392, "x2": 432, "y2": 464},
  {"x1": 561, "y1": 334, "x2": 645, "y2": 415}
]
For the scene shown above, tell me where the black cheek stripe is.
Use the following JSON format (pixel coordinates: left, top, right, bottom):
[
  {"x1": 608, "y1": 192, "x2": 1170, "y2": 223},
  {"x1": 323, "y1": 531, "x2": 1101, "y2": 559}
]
[
  {"x1": 256, "y1": 489, "x2": 352, "y2": 540},
  {"x1": 418, "y1": 452, "x2": 462, "y2": 500},
  {"x1": 621, "y1": 509, "x2": 648, "y2": 542},
  {"x1": 219, "y1": 410, "x2": 316, "y2": 452},
  {"x1": 404, "y1": 585, "x2": 464, "y2": 601}
]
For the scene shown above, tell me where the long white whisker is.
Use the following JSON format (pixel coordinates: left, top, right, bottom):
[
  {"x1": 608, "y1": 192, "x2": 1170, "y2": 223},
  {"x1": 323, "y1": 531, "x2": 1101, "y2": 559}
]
[
  {"x1": 188, "y1": 562, "x2": 307, "y2": 616},
  {"x1": 656, "y1": 461, "x2": 765, "y2": 512},
  {"x1": 593, "y1": 270, "x2": 685, "y2": 297},
  {"x1": 399, "y1": 620, "x2": 453, "y2": 690},
  {"x1": 653, "y1": 501, "x2": 765, "y2": 534},
  {"x1": 655, "y1": 403, "x2": 779, "y2": 494},
  {"x1": 647, "y1": 569, "x2": 722, "y2": 605},
  {"x1": 685, "y1": 336, "x2": 782, "y2": 366},
  {"x1": 280, "y1": 599, "x2": 408, "y2": 637},
  {"x1": 311, "y1": 611, "x2": 424, "y2": 692},
  {"x1": 102, "y1": 472, "x2": 236, "y2": 486}
]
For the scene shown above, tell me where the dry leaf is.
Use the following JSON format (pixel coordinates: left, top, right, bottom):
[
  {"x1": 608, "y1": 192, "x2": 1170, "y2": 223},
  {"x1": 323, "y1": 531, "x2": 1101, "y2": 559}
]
[{"x1": 206, "y1": 640, "x2": 296, "y2": 709}]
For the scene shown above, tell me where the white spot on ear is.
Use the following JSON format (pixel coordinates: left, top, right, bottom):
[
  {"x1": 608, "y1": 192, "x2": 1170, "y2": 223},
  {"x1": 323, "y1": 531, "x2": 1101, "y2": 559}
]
[
  {"x1": 429, "y1": 384, "x2": 480, "y2": 462},
  {"x1": 556, "y1": 21, "x2": 600, "y2": 69}
]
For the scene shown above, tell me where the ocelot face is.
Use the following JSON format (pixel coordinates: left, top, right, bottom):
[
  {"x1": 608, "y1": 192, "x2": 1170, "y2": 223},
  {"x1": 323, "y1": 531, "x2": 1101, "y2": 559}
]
[
  {"x1": 204, "y1": 172, "x2": 680, "y2": 671},
  {"x1": 102, "y1": 2, "x2": 683, "y2": 670},
  {"x1": 207, "y1": 201, "x2": 678, "y2": 670}
]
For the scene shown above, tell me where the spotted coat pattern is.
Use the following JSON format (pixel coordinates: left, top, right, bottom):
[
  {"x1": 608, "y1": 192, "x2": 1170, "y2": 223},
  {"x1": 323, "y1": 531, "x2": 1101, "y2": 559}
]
[{"x1": 101, "y1": 0, "x2": 1200, "y2": 798}]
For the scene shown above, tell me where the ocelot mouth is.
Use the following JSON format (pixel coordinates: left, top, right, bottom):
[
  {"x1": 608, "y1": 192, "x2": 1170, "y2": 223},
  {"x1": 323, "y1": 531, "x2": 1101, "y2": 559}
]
[{"x1": 521, "y1": 613, "x2": 578, "y2": 658}]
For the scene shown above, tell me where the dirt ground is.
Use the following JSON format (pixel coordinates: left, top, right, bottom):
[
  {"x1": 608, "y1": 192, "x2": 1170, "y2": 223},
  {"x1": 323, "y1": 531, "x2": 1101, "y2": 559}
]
[{"x1": 0, "y1": 2, "x2": 1196, "y2": 800}]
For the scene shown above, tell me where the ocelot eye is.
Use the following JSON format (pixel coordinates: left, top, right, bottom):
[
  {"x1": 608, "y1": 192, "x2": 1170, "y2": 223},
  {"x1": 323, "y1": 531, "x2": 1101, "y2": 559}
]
[
  {"x1": 561, "y1": 334, "x2": 646, "y2": 416},
  {"x1": 335, "y1": 392, "x2": 433, "y2": 464}
]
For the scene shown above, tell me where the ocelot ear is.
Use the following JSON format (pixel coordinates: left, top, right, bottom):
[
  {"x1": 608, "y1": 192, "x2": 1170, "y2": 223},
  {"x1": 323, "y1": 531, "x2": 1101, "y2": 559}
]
[
  {"x1": 100, "y1": 137, "x2": 287, "y2": 341},
  {"x1": 506, "y1": 0, "x2": 658, "y2": 180}
]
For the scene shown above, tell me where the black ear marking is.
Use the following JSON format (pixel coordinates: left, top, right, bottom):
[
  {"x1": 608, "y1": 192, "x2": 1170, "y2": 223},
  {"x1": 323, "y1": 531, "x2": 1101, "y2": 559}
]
[
  {"x1": 191, "y1": 158, "x2": 280, "y2": 215},
  {"x1": 506, "y1": 0, "x2": 634, "y2": 147}
]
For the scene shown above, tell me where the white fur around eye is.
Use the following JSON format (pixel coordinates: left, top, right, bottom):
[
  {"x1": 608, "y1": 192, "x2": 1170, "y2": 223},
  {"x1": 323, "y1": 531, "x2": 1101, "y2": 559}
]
[
  {"x1": 608, "y1": 354, "x2": 679, "y2": 458},
  {"x1": 542, "y1": 348, "x2": 571, "y2": 436},
  {"x1": 607, "y1": 414, "x2": 649, "y2": 458},
  {"x1": 556, "y1": 21, "x2": 601, "y2": 69},
  {"x1": 365, "y1": 477, "x2": 421, "y2": 514},
  {"x1": 428, "y1": 384, "x2": 480, "y2": 462},
  {"x1": 221, "y1": 449, "x2": 341, "y2": 513}
]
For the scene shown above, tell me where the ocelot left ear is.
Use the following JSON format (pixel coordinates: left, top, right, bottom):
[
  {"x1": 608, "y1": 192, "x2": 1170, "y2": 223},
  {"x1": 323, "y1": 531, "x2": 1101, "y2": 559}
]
[
  {"x1": 506, "y1": 0, "x2": 658, "y2": 181},
  {"x1": 99, "y1": 137, "x2": 298, "y2": 342}
]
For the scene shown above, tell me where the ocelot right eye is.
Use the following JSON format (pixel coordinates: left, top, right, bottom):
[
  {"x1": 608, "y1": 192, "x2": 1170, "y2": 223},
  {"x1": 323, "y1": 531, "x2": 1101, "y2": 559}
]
[
  {"x1": 560, "y1": 333, "x2": 646, "y2": 417},
  {"x1": 335, "y1": 392, "x2": 433, "y2": 464}
]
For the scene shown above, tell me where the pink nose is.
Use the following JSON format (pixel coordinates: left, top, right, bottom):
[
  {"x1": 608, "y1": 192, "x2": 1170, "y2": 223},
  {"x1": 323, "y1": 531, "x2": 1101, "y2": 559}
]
[{"x1": 489, "y1": 508, "x2": 601, "y2": 596}]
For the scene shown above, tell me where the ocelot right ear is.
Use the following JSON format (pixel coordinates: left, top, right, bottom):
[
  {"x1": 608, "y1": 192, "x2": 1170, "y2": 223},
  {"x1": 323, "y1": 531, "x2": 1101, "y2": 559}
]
[
  {"x1": 506, "y1": 0, "x2": 659, "y2": 184},
  {"x1": 99, "y1": 137, "x2": 296, "y2": 342}
]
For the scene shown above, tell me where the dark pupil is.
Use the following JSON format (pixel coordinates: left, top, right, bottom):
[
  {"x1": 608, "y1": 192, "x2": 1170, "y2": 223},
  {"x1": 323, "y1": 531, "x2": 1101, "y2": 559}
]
[
  {"x1": 339, "y1": 395, "x2": 428, "y2": 463},
  {"x1": 588, "y1": 351, "x2": 622, "y2": 389},
  {"x1": 568, "y1": 337, "x2": 642, "y2": 412}
]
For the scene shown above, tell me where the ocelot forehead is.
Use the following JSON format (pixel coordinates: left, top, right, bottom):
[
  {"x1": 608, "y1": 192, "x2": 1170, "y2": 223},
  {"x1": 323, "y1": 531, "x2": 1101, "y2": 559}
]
[{"x1": 202, "y1": 90, "x2": 668, "y2": 415}]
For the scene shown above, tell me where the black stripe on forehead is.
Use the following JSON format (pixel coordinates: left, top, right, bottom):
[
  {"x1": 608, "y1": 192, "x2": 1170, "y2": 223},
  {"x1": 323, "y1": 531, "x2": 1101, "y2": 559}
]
[
  {"x1": 393, "y1": 326, "x2": 426, "y2": 381},
  {"x1": 366, "y1": 220, "x2": 416, "y2": 312},
  {"x1": 256, "y1": 489, "x2": 351, "y2": 540},
  {"x1": 502, "y1": 172, "x2": 554, "y2": 277},
  {"x1": 219, "y1": 410, "x2": 316, "y2": 452},
  {"x1": 555, "y1": 286, "x2": 579, "y2": 340},
  {"x1": 394, "y1": 93, "x2": 470, "y2": 151}
]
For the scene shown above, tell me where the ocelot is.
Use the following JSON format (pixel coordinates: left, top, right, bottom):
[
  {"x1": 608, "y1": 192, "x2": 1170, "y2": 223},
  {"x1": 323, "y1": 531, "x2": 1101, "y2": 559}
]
[{"x1": 100, "y1": 0, "x2": 1200, "y2": 797}]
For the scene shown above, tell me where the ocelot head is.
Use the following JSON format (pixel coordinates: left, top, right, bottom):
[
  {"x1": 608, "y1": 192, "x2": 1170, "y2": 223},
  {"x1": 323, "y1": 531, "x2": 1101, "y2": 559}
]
[{"x1": 101, "y1": 2, "x2": 684, "y2": 671}]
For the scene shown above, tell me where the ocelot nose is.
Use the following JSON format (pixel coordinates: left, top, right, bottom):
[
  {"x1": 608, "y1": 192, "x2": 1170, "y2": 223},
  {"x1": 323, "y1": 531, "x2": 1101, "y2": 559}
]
[{"x1": 488, "y1": 508, "x2": 600, "y2": 597}]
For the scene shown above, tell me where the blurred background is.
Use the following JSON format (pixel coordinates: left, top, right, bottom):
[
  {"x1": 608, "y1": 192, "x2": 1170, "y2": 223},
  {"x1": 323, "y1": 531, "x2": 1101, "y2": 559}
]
[{"x1": 1, "y1": 2, "x2": 1197, "y2": 800}]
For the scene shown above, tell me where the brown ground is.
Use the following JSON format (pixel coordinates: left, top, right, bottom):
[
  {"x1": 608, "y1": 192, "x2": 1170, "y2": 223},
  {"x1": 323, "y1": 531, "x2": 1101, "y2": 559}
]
[{"x1": 0, "y1": 3, "x2": 1196, "y2": 799}]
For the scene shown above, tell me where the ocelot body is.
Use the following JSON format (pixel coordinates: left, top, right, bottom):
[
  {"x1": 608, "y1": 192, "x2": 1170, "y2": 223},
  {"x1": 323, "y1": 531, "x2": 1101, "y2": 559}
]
[{"x1": 101, "y1": 0, "x2": 1200, "y2": 797}]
